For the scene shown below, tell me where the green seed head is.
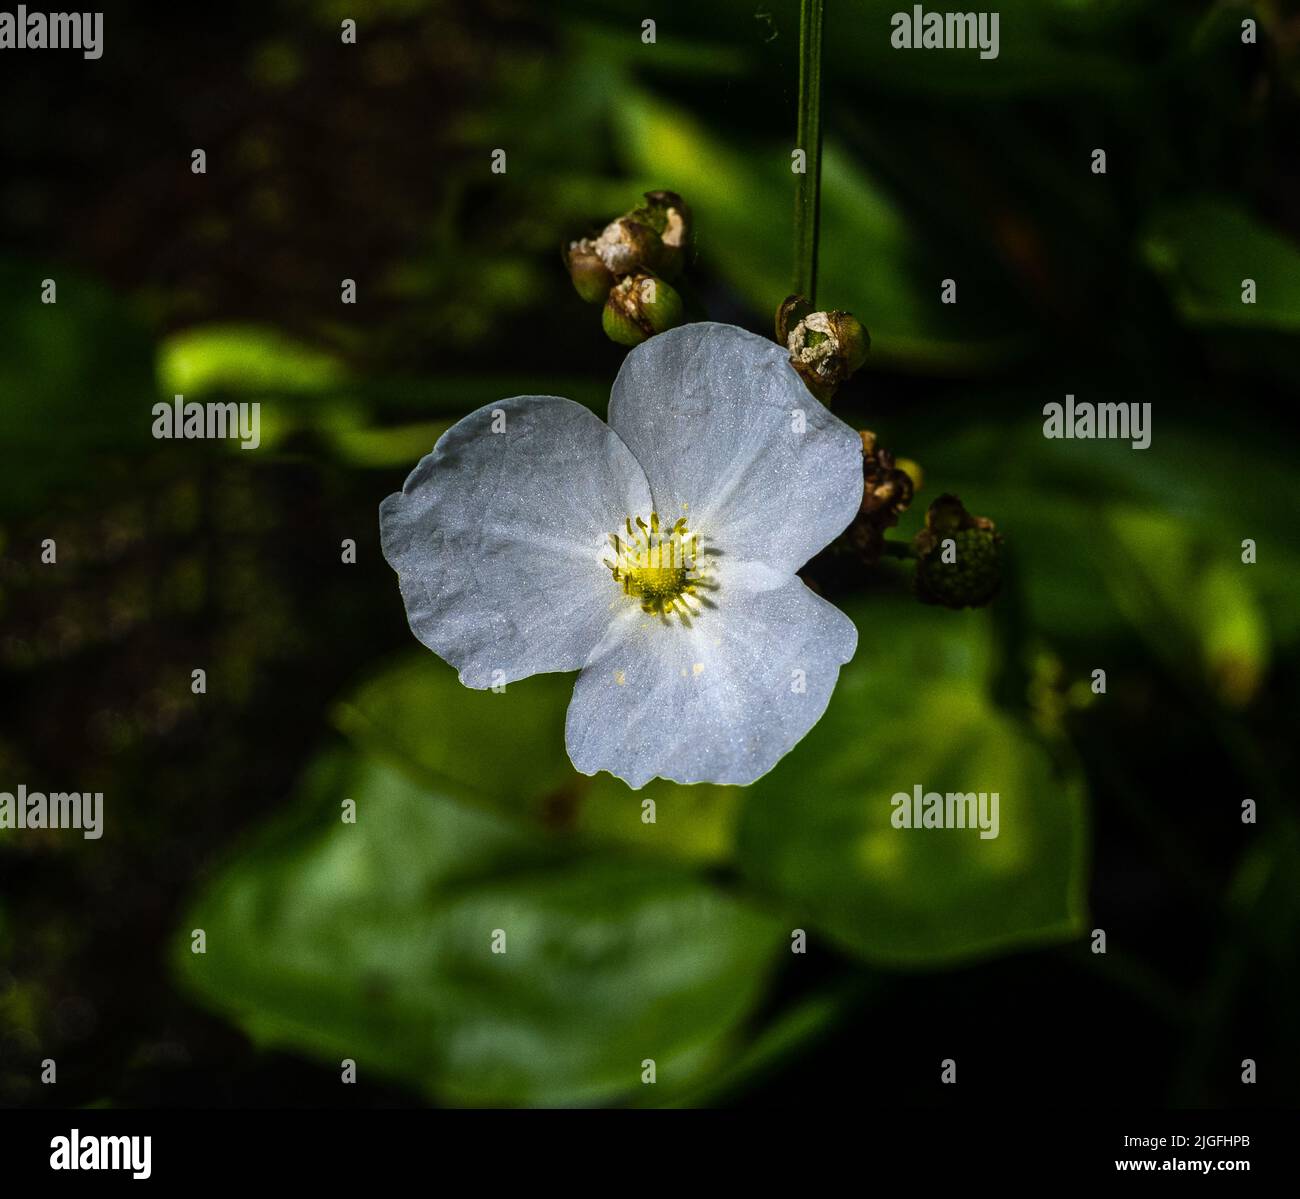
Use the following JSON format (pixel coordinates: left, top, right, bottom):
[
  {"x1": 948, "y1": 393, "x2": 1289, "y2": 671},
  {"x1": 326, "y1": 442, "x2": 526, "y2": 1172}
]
[{"x1": 913, "y1": 514, "x2": 1003, "y2": 609}]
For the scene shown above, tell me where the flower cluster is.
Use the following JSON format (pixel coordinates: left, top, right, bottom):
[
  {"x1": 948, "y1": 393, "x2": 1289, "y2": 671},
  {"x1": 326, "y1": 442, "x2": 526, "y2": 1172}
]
[{"x1": 564, "y1": 191, "x2": 690, "y2": 346}]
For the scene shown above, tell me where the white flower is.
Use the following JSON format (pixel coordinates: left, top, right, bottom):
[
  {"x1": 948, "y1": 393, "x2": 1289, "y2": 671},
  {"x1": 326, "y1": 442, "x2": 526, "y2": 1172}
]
[{"x1": 379, "y1": 322, "x2": 863, "y2": 789}]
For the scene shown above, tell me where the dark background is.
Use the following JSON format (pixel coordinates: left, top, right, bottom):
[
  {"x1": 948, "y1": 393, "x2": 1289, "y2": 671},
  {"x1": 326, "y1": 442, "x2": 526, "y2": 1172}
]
[{"x1": 1, "y1": 0, "x2": 1298, "y2": 1108}]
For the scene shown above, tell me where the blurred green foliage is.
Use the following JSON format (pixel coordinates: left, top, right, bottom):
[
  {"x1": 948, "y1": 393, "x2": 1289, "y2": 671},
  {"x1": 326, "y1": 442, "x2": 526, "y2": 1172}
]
[
  {"x1": 1143, "y1": 196, "x2": 1300, "y2": 331},
  {"x1": 614, "y1": 88, "x2": 1021, "y2": 366},
  {"x1": 176, "y1": 594, "x2": 1088, "y2": 1102},
  {"x1": 174, "y1": 751, "x2": 785, "y2": 1106},
  {"x1": 883, "y1": 412, "x2": 1300, "y2": 667},
  {"x1": 739, "y1": 598, "x2": 1087, "y2": 964},
  {"x1": 3, "y1": 0, "x2": 1298, "y2": 1108}
]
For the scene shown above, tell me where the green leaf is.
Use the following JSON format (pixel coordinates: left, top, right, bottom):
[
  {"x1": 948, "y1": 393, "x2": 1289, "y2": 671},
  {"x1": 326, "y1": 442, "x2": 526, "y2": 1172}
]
[
  {"x1": 737, "y1": 599, "x2": 1088, "y2": 966},
  {"x1": 881, "y1": 407, "x2": 1300, "y2": 654},
  {"x1": 155, "y1": 322, "x2": 617, "y2": 462},
  {"x1": 664, "y1": 978, "x2": 871, "y2": 1107},
  {"x1": 157, "y1": 324, "x2": 350, "y2": 396},
  {"x1": 575, "y1": 773, "x2": 742, "y2": 864},
  {"x1": 334, "y1": 652, "x2": 748, "y2": 862},
  {"x1": 175, "y1": 750, "x2": 784, "y2": 1106},
  {"x1": 1101, "y1": 508, "x2": 1270, "y2": 707},
  {"x1": 332, "y1": 654, "x2": 574, "y2": 817},
  {"x1": 1143, "y1": 196, "x2": 1300, "y2": 331},
  {"x1": 612, "y1": 89, "x2": 1023, "y2": 369},
  {"x1": 323, "y1": 418, "x2": 453, "y2": 468}
]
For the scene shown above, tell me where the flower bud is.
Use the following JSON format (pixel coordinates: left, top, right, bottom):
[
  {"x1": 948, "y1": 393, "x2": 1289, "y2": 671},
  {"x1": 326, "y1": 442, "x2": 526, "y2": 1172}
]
[
  {"x1": 912, "y1": 494, "x2": 1002, "y2": 609},
  {"x1": 564, "y1": 238, "x2": 614, "y2": 304},
  {"x1": 843, "y1": 429, "x2": 915, "y2": 566},
  {"x1": 775, "y1": 294, "x2": 815, "y2": 344},
  {"x1": 602, "y1": 272, "x2": 684, "y2": 346},
  {"x1": 593, "y1": 217, "x2": 663, "y2": 278},
  {"x1": 563, "y1": 190, "x2": 692, "y2": 313},
  {"x1": 634, "y1": 190, "x2": 691, "y2": 281},
  {"x1": 783, "y1": 303, "x2": 871, "y2": 403},
  {"x1": 859, "y1": 430, "x2": 914, "y2": 521},
  {"x1": 832, "y1": 312, "x2": 871, "y2": 373}
]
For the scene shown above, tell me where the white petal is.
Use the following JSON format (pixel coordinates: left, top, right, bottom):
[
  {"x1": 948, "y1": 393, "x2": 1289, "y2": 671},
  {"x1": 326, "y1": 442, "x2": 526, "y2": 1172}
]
[
  {"x1": 565, "y1": 572, "x2": 858, "y2": 788},
  {"x1": 380, "y1": 397, "x2": 651, "y2": 689},
  {"x1": 608, "y1": 322, "x2": 863, "y2": 576}
]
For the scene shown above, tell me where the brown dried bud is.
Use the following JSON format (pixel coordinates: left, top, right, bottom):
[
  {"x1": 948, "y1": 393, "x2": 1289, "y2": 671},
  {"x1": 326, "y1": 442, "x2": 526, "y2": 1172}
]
[
  {"x1": 635, "y1": 190, "x2": 691, "y2": 280},
  {"x1": 844, "y1": 429, "x2": 916, "y2": 566},
  {"x1": 858, "y1": 431, "x2": 913, "y2": 521},
  {"x1": 775, "y1": 294, "x2": 815, "y2": 344},
  {"x1": 592, "y1": 216, "x2": 663, "y2": 278},
  {"x1": 783, "y1": 302, "x2": 871, "y2": 403}
]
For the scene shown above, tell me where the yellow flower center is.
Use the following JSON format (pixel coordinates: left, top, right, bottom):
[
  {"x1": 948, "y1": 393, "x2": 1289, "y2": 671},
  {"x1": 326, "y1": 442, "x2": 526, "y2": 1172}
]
[{"x1": 605, "y1": 511, "x2": 705, "y2": 617}]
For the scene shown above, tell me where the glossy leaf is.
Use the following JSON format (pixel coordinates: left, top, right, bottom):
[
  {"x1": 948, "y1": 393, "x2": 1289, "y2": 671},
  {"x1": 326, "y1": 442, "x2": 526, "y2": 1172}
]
[
  {"x1": 175, "y1": 751, "x2": 784, "y2": 1105},
  {"x1": 737, "y1": 599, "x2": 1088, "y2": 965}
]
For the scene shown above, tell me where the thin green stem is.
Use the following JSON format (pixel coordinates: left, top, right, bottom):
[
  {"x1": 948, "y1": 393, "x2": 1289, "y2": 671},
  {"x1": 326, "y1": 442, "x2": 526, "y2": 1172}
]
[{"x1": 792, "y1": 0, "x2": 824, "y2": 305}]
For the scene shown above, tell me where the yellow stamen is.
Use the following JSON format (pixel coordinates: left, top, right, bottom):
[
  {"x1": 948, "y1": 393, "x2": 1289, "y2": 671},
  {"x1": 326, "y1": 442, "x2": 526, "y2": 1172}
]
[{"x1": 604, "y1": 509, "x2": 706, "y2": 618}]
